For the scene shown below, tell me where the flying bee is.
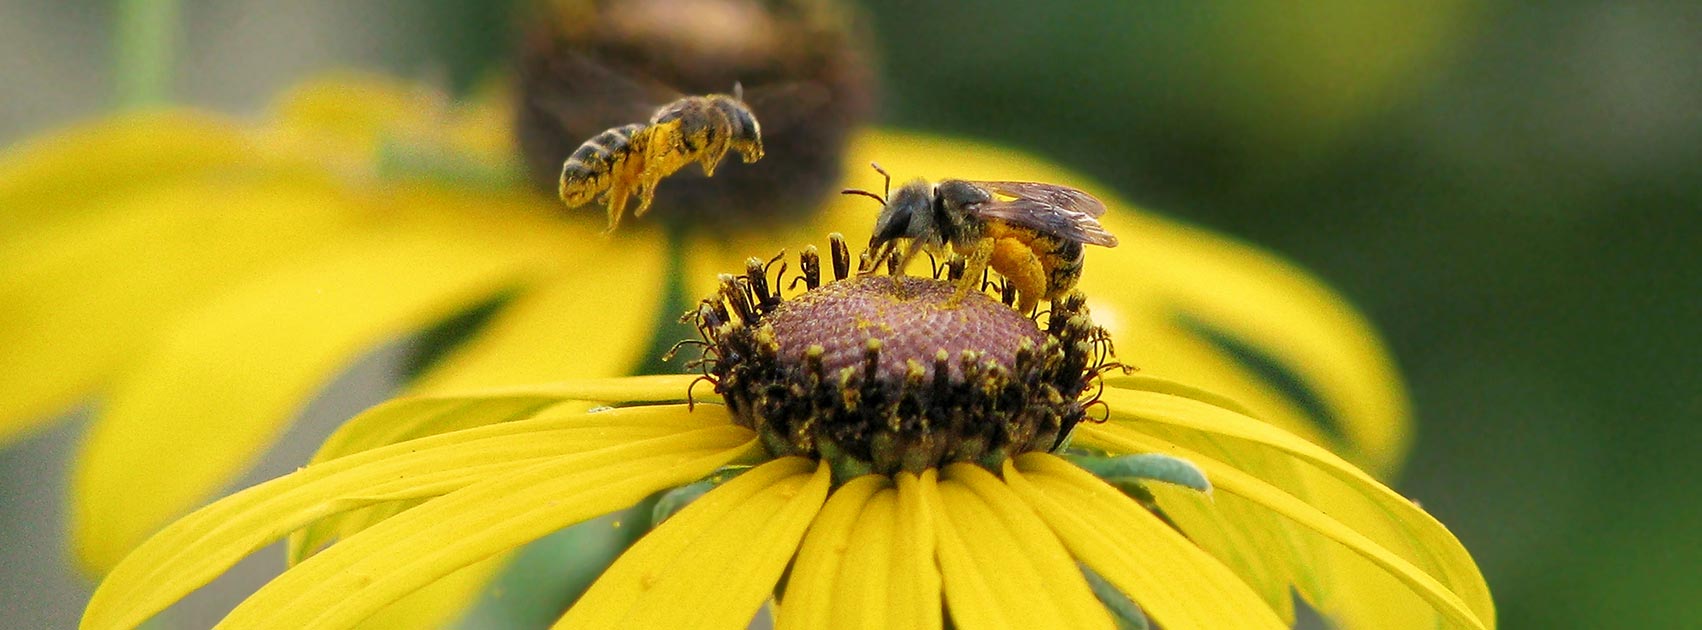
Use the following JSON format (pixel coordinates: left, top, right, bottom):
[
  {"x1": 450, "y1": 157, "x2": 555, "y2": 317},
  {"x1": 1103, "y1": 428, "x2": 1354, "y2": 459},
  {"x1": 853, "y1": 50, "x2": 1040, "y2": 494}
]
[
  {"x1": 844, "y1": 164, "x2": 1119, "y2": 313},
  {"x1": 558, "y1": 86, "x2": 765, "y2": 234}
]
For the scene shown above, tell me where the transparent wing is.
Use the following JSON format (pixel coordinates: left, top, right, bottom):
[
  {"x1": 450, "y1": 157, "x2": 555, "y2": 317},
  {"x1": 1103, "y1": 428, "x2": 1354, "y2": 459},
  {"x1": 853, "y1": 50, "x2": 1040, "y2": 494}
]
[
  {"x1": 522, "y1": 49, "x2": 685, "y2": 131},
  {"x1": 968, "y1": 181, "x2": 1119, "y2": 247},
  {"x1": 978, "y1": 181, "x2": 1107, "y2": 217}
]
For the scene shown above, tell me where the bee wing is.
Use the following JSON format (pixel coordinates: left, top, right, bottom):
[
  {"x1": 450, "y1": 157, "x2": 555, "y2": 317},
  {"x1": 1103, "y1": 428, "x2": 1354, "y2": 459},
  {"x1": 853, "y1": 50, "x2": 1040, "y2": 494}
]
[
  {"x1": 738, "y1": 82, "x2": 833, "y2": 134},
  {"x1": 977, "y1": 181, "x2": 1108, "y2": 217},
  {"x1": 968, "y1": 181, "x2": 1119, "y2": 247},
  {"x1": 522, "y1": 49, "x2": 686, "y2": 129}
]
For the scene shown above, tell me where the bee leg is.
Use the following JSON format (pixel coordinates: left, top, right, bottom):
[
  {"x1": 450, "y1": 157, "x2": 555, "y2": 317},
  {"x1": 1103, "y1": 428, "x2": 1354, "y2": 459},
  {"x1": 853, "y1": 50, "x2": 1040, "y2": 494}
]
[
  {"x1": 860, "y1": 241, "x2": 895, "y2": 275},
  {"x1": 947, "y1": 239, "x2": 996, "y2": 308},
  {"x1": 698, "y1": 144, "x2": 731, "y2": 177},
  {"x1": 892, "y1": 239, "x2": 928, "y2": 277},
  {"x1": 631, "y1": 178, "x2": 658, "y2": 218},
  {"x1": 601, "y1": 185, "x2": 632, "y2": 235}
]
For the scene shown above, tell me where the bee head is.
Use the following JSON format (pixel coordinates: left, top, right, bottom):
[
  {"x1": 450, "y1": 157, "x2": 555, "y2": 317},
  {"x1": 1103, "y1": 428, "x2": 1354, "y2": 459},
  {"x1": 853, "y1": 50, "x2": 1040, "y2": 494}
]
[
  {"x1": 715, "y1": 95, "x2": 765, "y2": 163},
  {"x1": 869, "y1": 180, "x2": 936, "y2": 247}
]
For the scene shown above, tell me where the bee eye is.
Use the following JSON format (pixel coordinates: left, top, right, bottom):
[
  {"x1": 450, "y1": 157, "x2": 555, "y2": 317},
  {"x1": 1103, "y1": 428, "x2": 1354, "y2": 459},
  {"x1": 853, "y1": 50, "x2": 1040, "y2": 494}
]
[{"x1": 873, "y1": 209, "x2": 910, "y2": 243}]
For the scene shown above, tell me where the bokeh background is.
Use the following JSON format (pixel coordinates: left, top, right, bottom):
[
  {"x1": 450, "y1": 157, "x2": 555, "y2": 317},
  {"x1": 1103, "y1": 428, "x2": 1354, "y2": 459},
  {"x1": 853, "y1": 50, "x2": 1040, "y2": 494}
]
[{"x1": 2, "y1": 0, "x2": 1698, "y2": 628}]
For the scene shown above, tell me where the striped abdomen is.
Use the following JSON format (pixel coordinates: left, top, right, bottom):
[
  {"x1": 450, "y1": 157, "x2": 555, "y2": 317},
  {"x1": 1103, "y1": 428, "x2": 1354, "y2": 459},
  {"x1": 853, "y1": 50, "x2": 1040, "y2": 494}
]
[
  {"x1": 558, "y1": 123, "x2": 644, "y2": 206},
  {"x1": 1042, "y1": 238, "x2": 1085, "y2": 298}
]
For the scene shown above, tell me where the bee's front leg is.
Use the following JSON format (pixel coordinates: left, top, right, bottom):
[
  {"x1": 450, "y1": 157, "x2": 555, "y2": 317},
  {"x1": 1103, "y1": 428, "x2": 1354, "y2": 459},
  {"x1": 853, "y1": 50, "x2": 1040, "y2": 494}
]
[
  {"x1": 947, "y1": 239, "x2": 995, "y2": 308},
  {"x1": 601, "y1": 185, "x2": 631, "y2": 236},
  {"x1": 698, "y1": 142, "x2": 732, "y2": 177}
]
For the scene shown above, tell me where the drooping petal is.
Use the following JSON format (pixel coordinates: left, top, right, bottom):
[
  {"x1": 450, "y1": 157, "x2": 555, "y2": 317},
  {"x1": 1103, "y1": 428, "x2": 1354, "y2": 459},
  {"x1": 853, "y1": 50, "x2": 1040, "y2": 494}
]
[
  {"x1": 808, "y1": 128, "x2": 1410, "y2": 474},
  {"x1": 71, "y1": 220, "x2": 555, "y2": 575},
  {"x1": 556, "y1": 457, "x2": 831, "y2": 630},
  {"x1": 777, "y1": 475, "x2": 887, "y2": 630},
  {"x1": 1087, "y1": 222, "x2": 1412, "y2": 472},
  {"x1": 1076, "y1": 422, "x2": 1489, "y2": 629},
  {"x1": 204, "y1": 428, "x2": 756, "y2": 630},
  {"x1": 79, "y1": 401, "x2": 749, "y2": 630},
  {"x1": 1005, "y1": 454, "x2": 1287, "y2": 630},
  {"x1": 0, "y1": 176, "x2": 361, "y2": 443},
  {"x1": 1093, "y1": 384, "x2": 1494, "y2": 626},
  {"x1": 943, "y1": 463, "x2": 1113, "y2": 630}
]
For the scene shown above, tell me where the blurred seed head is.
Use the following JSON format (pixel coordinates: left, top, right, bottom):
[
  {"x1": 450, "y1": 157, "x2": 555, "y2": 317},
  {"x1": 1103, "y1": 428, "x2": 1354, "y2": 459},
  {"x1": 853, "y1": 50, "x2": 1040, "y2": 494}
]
[{"x1": 515, "y1": 0, "x2": 876, "y2": 232}]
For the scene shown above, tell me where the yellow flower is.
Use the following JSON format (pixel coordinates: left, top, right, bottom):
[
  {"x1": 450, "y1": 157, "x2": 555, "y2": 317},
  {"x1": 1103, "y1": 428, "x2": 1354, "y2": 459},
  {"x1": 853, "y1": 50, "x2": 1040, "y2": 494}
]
[
  {"x1": 79, "y1": 251, "x2": 1489, "y2": 629},
  {"x1": 1, "y1": 71, "x2": 1410, "y2": 581}
]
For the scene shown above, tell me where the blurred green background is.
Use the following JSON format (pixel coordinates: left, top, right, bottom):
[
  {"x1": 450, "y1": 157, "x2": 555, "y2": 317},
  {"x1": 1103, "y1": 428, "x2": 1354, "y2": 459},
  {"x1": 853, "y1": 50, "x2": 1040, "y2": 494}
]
[{"x1": 2, "y1": 0, "x2": 1698, "y2": 628}]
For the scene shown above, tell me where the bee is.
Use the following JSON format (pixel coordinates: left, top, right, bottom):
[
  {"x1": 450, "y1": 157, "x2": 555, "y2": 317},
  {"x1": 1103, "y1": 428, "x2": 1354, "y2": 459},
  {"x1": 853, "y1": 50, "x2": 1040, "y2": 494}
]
[
  {"x1": 558, "y1": 86, "x2": 765, "y2": 234},
  {"x1": 844, "y1": 164, "x2": 1119, "y2": 313}
]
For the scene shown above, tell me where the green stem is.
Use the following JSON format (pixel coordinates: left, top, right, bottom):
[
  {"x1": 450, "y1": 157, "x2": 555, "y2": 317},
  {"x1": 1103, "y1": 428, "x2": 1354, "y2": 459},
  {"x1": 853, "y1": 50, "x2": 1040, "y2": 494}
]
[{"x1": 113, "y1": 0, "x2": 178, "y2": 108}]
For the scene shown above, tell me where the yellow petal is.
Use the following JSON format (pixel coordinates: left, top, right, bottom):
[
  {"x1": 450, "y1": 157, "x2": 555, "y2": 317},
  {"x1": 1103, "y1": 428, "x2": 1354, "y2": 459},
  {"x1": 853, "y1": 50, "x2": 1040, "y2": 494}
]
[
  {"x1": 0, "y1": 177, "x2": 361, "y2": 443},
  {"x1": 1080, "y1": 379, "x2": 1324, "y2": 621},
  {"x1": 268, "y1": 72, "x2": 433, "y2": 160},
  {"x1": 556, "y1": 457, "x2": 830, "y2": 630},
  {"x1": 306, "y1": 375, "x2": 710, "y2": 467},
  {"x1": 776, "y1": 475, "x2": 887, "y2": 630},
  {"x1": 1090, "y1": 214, "x2": 1412, "y2": 472},
  {"x1": 412, "y1": 225, "x2": 669, "y2": 392},
  {"x1": 1006, "y1": 454, "x2": 1287, "y2": 630},
  {"x1": 889, "y1": 472, "x2": 943, "y2": 630},
  {"x1": 290, "y1": 401, "x2": 711, "y2": 563},
  {"x1": 815, "y1": 128, "x2": 1409, "y2": 474},
  {"x1": 918, "y1": 472, "x2": 1008, "y2": 630},
  {"x1": 1096, "y1": 316, "x2": 1339, "y2": 464},
  {"x1": 415, "y1": 374, "x2": 715, "y2": 406},
  {"x1": 831, "y1": 484, "x2": 896, "y2": 629},
  {"x1": 942, "y1": 463, "x2": 1113, "y2": 630},
  {"x1": 79, "y1": 403, "x2": 747, "y2": 630},
  {"x1": 0, "y1": 111, "x2": 301, "y2": 235},
  {"x1": 1076, "y1": 423, "x2": 1489, "y2": 629},
  {"x1": 1093, "y1": 385, "x2": 1494, "y2": 625},
  {"x1": 71, "y1": 222, "x2": 550, "y2": 575},
  {"x1": 352, "y1": 556, "x2": 508, "y2": 630},
  {"x1": 205, "y1": 427, "x2": 757, "y2": 630}
]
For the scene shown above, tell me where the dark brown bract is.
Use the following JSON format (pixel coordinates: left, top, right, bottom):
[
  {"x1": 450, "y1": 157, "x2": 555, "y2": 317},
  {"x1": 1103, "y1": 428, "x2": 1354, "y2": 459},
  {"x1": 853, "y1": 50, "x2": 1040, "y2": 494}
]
[{"x1": 686, "y1": 235, "x2": 1118, "y2": 482}]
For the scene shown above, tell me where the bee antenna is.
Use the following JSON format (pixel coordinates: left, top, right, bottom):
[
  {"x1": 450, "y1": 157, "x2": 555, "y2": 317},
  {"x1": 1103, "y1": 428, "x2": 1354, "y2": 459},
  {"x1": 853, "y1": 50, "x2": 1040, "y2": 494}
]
[
  {"x1": 869, "y1": 162, "x2": 891, "y2": 197},
  {"x1": 840, "y1": 188, "x2": 886, "y2": 205},
  {"x1": 732, "y1": 81, "x2": 745, "y2": 101}
]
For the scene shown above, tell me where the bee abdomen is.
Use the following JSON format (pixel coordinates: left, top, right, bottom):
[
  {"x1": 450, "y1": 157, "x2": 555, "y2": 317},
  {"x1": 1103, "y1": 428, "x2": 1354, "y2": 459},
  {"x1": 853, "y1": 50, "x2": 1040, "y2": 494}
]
[
  {"x1": 568, "y1": 123, "x2": 643, "y2": 166},
  {"x1": 560, "y1": 123, "x2": 645, "y2": 205},
  {"x1": 1044, "y1": 240, "x2": 1086, "y2": 298}
]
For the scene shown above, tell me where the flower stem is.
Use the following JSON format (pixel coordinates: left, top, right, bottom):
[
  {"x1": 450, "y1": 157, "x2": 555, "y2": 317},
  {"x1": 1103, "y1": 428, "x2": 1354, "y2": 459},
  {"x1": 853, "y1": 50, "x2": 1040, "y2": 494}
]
[{"x1": 113, "y1": 0, "x2": 178, "y2": 108}]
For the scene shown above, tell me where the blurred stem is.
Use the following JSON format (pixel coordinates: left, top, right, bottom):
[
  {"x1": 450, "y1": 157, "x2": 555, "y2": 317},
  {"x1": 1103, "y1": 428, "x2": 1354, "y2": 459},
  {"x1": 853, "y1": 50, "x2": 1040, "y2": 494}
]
[{"x1": 113, "y1": 0, "x2": 178, "y2": 108}]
